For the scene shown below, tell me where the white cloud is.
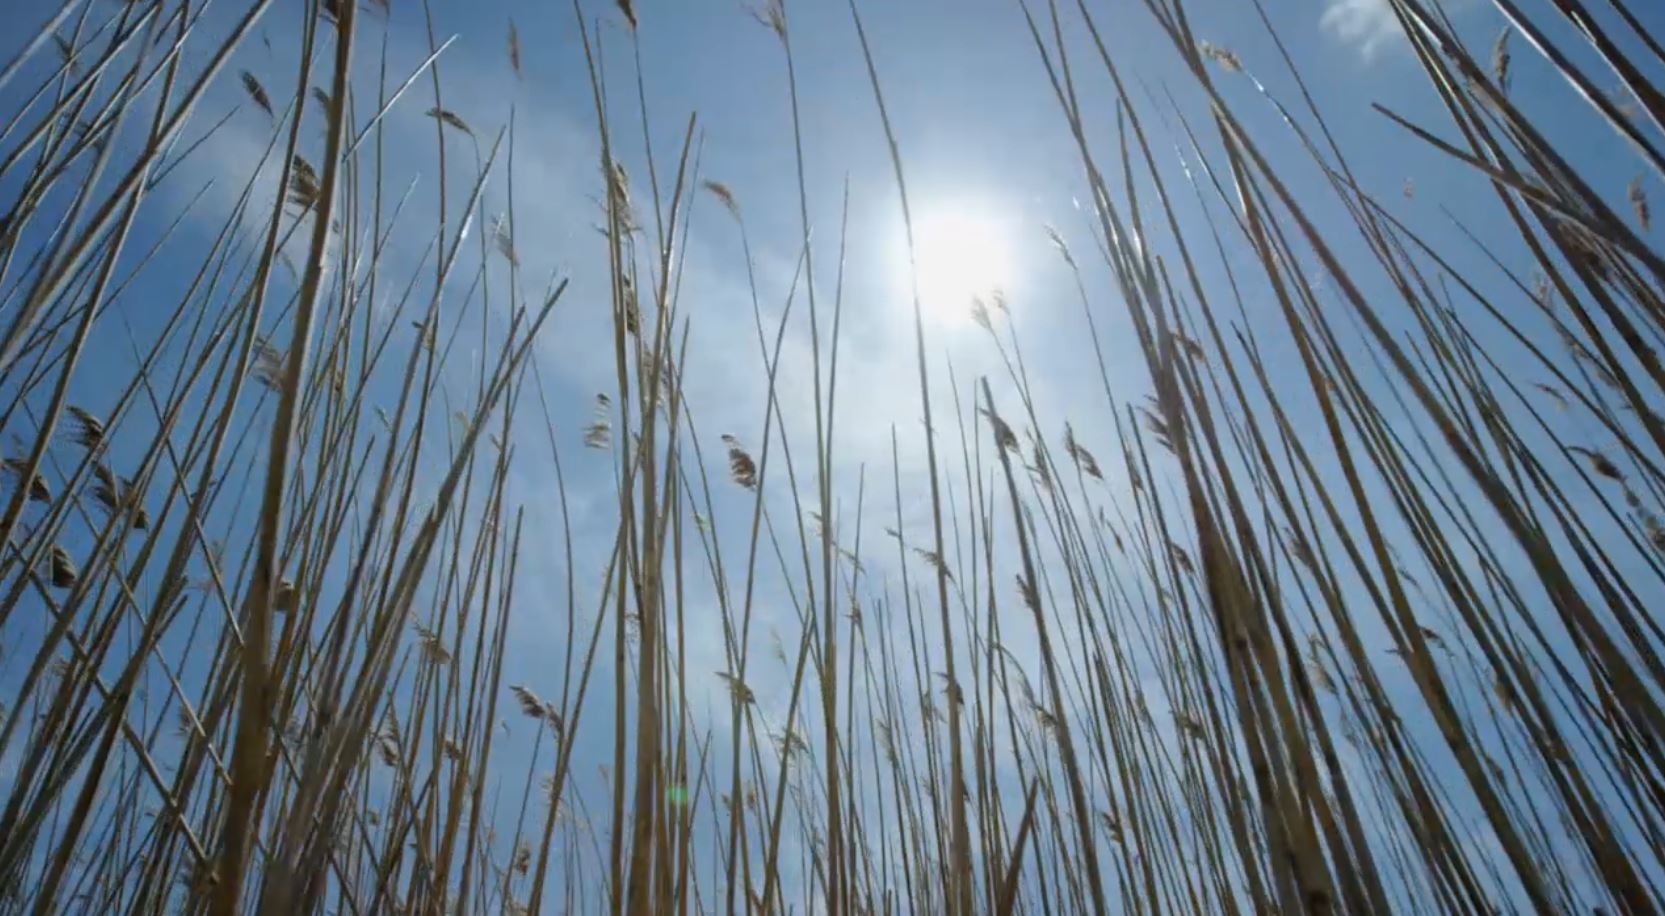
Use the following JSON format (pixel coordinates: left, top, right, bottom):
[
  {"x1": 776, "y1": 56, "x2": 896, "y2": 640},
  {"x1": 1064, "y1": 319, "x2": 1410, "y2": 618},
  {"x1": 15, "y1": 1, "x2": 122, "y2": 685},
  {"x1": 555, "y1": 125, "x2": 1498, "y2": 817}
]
[{"x1": 1320, "y1": 0, "x2": 1405, "y2": 58}]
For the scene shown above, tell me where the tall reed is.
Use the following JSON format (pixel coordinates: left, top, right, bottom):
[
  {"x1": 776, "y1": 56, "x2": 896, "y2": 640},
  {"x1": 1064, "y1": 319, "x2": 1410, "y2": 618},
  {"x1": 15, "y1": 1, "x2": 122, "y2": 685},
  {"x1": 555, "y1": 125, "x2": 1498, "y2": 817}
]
[{"x1": 1, "y1": 0, "x2": 1663, "y2": 912}]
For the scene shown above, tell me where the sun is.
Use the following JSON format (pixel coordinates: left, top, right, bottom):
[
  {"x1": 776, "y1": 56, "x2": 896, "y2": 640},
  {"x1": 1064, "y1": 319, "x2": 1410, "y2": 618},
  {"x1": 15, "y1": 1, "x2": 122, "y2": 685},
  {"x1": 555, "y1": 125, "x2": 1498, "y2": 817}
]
[{"x1": 902, "y1": 205, "x2": 1012, "y2": 326}]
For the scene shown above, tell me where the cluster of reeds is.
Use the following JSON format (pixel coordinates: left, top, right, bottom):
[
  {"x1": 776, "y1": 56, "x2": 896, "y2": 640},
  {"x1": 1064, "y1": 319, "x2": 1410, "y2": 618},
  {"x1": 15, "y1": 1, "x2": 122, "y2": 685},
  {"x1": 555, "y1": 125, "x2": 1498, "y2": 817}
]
[{"x1": 0, "y1": 0, "x2": 1662, "y2": 912}]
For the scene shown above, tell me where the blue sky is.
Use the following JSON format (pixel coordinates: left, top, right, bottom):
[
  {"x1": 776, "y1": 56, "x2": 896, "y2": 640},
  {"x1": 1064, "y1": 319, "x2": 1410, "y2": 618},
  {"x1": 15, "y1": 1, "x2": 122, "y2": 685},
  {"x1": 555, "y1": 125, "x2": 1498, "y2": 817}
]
[{"x1": 5, "y1": 0, "x2": 1665, "y2": 909}]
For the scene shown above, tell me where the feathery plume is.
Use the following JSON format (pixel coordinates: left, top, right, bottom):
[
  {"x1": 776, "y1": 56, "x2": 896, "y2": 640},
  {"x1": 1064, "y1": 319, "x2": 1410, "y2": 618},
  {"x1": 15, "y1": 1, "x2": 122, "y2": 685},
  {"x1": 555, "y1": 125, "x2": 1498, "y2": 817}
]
[
  {"x1": 584, "y1": 394, "x2": 612, "y2": 449},
  {"x1": 240, "y1": 71, "x2": 272, "y2": 117},
  {"x1": 1569, "y1": 445, "x2": 1623, "y2": 481},
  {"x1": 716, "y1": 672, "x2": 755, "y2": 705},
  {"x1": 65, "y1": 406, "x2": 103, "y2": 448},
  {"x1": 4, "y1": 458, "x2": 51, "y2": 503},
  {"x1": 722, "y1": 435, "x2": 757, "y2": 488},
  {"x1": 1629, "y1": 175, "x2": 1650, "y2": 232},
  {"x1": 49, "y1": 545, "x2": 77, "y2": 589},
  {"x1": 251, "y1": 339, "x2": 285, "y2": 390},
  {"x1": 1491, "y1": 26, "x2": 1512, "y2": 94},
  {"x1": 702, "y1": 180, "x2": 740, "y2": 219},
  {"x1": 980, "y1": 406, "x2": 1018, "y2": 452},
  {"x1": 1197, "y1": 41, "x2": 1241, "y2": 72},
  {"x1": 427, "y1": 107, "x2": 474, "y2": 136}
]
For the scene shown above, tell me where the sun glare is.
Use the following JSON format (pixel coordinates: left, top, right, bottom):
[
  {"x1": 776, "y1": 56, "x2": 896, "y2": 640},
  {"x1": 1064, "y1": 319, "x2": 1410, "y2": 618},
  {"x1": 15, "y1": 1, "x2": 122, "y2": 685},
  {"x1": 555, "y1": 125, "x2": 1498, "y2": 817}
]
[{"x1": 903, "y1": 206, "x2": 1011, "y2": 326}]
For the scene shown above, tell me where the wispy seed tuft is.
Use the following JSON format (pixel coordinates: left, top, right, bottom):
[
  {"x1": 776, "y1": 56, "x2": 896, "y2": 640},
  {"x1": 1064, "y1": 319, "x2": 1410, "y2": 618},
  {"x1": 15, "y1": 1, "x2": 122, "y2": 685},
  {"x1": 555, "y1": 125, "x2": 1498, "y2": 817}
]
[
  {"x1": 240, "y1": 71, "x2": 273, "y2": 117},
  {"x1": 722, "y1": 435, "x2": 757, "y2": 489},
  {"x1": 1491, "y1": 26, "x2": 1512, "y2": 94},
  {"x1": 426, "y1": 107, "x2": 474, "y2": 137},
  {"x1": 1629, "y1": 175, "x2": 1650, "y2": 232}
]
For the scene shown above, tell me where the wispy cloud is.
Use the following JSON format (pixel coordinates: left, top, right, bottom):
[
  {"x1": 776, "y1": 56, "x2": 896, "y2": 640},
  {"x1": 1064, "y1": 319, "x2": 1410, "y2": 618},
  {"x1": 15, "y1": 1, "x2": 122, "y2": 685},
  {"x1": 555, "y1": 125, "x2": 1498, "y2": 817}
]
[{"x1": 1320, "y1": 0, "x2": 1404, "y2": 58}]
